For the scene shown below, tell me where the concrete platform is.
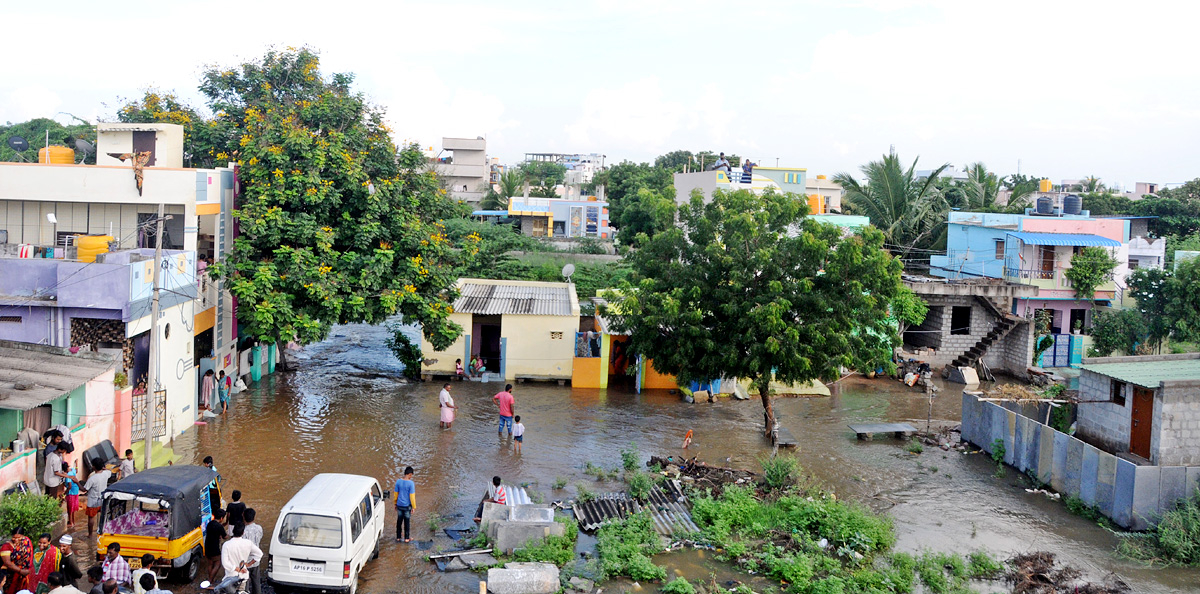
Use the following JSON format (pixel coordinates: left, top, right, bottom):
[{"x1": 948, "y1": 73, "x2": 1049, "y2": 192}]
[{"x1": 849, "y1": 423, "x2": 918, "y2": 440}]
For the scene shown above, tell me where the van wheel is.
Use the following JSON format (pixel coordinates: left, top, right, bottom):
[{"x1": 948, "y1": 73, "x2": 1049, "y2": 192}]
[
  {"x1": 371, "y1": 539, "x2": 380, "y2": 560},
  {"x1": 348, "y1": 572, "x2": 358, "y2": 594},
  {"x1": 172, "y1": 557, "x2": 198, "y2": 583}
]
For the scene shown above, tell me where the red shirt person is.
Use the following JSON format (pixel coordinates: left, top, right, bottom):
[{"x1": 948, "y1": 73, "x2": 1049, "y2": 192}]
[{"x1": 493, "y1": 385, "x2": 515, "y2": 436}]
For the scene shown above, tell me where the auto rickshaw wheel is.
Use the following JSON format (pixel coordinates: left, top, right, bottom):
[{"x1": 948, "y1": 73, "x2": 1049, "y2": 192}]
[{"x1": 172, "y1": 553, "x2": 199, "y2": 583}]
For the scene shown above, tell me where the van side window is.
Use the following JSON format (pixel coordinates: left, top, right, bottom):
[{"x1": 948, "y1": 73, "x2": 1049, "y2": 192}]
[
  {"x1": 359, "y1": 495, "x2": 372, "y2": 523},
  {"x1": 350, "y1": 509, "x2": 363, "y2": 542},
  {"x1": 371, "y1": 484, "x2": 382, "y2": 505}
]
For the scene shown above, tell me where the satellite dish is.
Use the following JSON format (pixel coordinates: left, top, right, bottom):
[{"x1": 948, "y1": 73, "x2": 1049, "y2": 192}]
[
  {"x1": 562, "y1": 263, "x2": 575, "y2": 283},
  {"x1": 7, "y1": 136, "x2": 29, "y2": 153},
  {"x1": 75, "y1": 139, "x2": 95, "y2": 154}
]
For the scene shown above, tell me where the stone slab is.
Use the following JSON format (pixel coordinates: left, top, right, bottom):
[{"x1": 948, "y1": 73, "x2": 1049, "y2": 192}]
[
  {"x1": 1112, "y1": 457, "x2": 1136, "y2": 528},
  {"x1": 1187, "y1": 467, "x2": 1200, "y2": 500},
  {"x1": 1065, "y1": 437, "x2": 1084, "y2": 496},
  {"x1": 492, "y1": 521, "x2": 566, "y2": 554},
  {"x1": 487, "y1": 562, "x2": 560, "y2": 594},
  {"x1": 1038, "y1": 423, "x2": 1056, "y2": 487},
  {"x1": 459, "y1": 553, "x2": 499, "y2": 569},
  {"x1": 1095, "y1": 451, "x2": 1118, "y2": 517},
  {"x1": 509, "y1": 504, "x2": 554, "y2": 523},
  {"x1": 1050, "y1": 431, "x2": 1070, "y2": 493},
  {"x1": 1080, "y1": 444, "x2": 1099, "y2": 506},
  {"x1": 444, "y1": 557, "x2": 469, "y2": 571},
  {"x1": 482, "y1": 501, "x2": 510, "y2": 525},
  {"x1": 1159, "y1": 466, "x2": 1187, "y2": 516},
  {"x1": 568, "y1": 576, "x2": 594, "y2": 592},
  {"x1": 1131, "y1": 465, "x2": 1161, "y2": 531}
]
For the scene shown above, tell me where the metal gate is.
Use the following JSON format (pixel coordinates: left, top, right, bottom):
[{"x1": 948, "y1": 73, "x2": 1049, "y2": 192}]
[
  {"x1": 131, "y1": 389, "x2": 167, "y2": 441},
  {"x1": 1040, "y1": 334, "x2": 1073, "y2": 368}
]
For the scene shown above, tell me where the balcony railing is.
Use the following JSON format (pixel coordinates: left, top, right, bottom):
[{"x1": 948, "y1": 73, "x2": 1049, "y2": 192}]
[
  {"x1": 1004, "y1": 266, "x2": 1117, "y2": 296},
  {"x1": 1003, "y1": 266, "x2": 1055, "y2": 281}
]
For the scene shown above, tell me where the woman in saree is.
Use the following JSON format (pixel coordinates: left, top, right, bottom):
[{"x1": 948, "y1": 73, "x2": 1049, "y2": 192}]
[
  {"x1": 27, "y1": 534, "x2": 59, "y2": 594},
  {"x1": 0, "y1": 528, "x2": 32, "y2": 594}
]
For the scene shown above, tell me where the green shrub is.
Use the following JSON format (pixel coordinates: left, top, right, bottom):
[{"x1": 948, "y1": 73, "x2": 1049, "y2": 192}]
[
  {"x1": 508, "y1": 517, "x2": 578, "y2": 566},
  {"x1": 904, "y1": 439, "x2": 924, "y2": 454},
  {"x1": 595, "y1": 513, "x2": 666, "y2": 581},
  {"x1": 660, "y1": 577, "x2": 695, "y2": 594},
  {"x1": 621, "y1": 442, "x2": 640, "y2": 471},
  {"x1": 759, "y1": 453, "x2": 800, "y2": 491},
  {"x1": 1063, "y1": 495, "x2": 1103, "y2": 522},
  {"x1": 575, "y1": 482, "x2": 595, "y2": 503},
  {"x1": 552, "y1": 476, "x2": 567, "y2": 490},
  {"x1": 1119, "y1": 491, "x2": 1200, "y2": 564},
  {"x1": 0, "y1": 493, "x2": 62, "y2": 537},
  {"x1": 627, "y1": 471, "x2": 652, "y2": 501},
  {"x1": 967, "y1": 550, "x2": 1003, "y2": 578}
]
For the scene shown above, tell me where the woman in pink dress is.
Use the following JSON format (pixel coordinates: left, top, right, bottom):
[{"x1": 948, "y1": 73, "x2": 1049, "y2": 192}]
[
  {"x1": 438, "y1": 383, "x2": 457, "y2": 429},
  {"x1": 201, "y1": 369, "x2": 215, "y2": 411}
]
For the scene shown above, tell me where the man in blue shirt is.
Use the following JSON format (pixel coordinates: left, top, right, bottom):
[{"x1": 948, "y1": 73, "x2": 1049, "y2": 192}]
[{"x1": 394, "y1": 467, "x2": 416, "y2": 543}]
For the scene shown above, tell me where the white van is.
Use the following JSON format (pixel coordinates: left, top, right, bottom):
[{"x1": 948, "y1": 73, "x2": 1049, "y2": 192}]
[{"x1": 267, "y1": 474, "x2": 385, "y2": 594}]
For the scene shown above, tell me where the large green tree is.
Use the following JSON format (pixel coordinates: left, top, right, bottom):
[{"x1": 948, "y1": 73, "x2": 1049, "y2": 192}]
[
  {"x1": 115, "y1": 90, "x2": 219, "y2": 168},
  {"x1": 192, "y1": 48, "x2": 466, "y2": 348},
  {"x1": 591, "y1": 161, "x2": 673, "y2": 225},
  {"x1": 607, "y1": 189, "x2": 912, "y2": 436},
  {"x1": 959, "y1": 162, "x2": 1002, "y2": 211},
  {"x1": 0, "y1": 116, "x2": 95, "y2": 164},
  {"x1": 616, "y1": 187, "x2": 677, "y2": 246},
  {"x1": 833, "y1": 152, "x2": 950, "y2": 258},
  {"x1": 519, "y1": 160, "x2": 566, "y2": 198}
]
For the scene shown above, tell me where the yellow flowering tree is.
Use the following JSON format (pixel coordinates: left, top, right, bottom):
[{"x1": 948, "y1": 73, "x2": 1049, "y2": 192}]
[{"x1": 193, "y1": 48, "x2": 468, "y2": 348}]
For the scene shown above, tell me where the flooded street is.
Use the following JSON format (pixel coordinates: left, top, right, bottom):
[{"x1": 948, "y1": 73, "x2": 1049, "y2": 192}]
[{"x1": 165, "y1": 323, "x2": 1198, "y2": 593}]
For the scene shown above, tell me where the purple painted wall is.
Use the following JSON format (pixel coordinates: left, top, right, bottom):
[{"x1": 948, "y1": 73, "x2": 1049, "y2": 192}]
[{"x1": 0, "y1": 259, "x2": 130, "y2": 345}]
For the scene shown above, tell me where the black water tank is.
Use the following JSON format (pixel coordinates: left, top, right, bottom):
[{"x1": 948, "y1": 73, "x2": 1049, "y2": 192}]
[
  {"x1": 1063, "y1": 194, "x2": 1082, "y2": 215},
  {"x1": 1036, "y1": 196, "x2": 1054, "y2": 215}
]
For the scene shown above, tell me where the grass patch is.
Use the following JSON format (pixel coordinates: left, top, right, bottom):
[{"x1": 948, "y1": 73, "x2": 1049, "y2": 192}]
[
  {"x1": 660, "y1": 576, "x2": 696, "y2": 594},
  {"x1": 621, "y1": 441, "x2": 640, "y2": 471},
  {"x1": 596, "y1": 512, "x2": 667, "y2": 581},
  {"x1": 552, "y1": 476, "x2": 568, "y2": 490},
  {"x1": 506, "y1": 516, "x2": 578, "y2": 566},
  {"x1": 904, "y1": 439, "x2": 924, "y2": 454},
  {"x1": 627, "y1": 470, "x2": 652, "y2": 500},
  {"x1": 759, "y1": 453, "x2": 800, "y2": 491},
  {"x1": 1118, "y1": 491, "x2": 1200, "y2": 565},
  {"x1": 575, "y1": 482, "x2": 595, "y2": 503}
]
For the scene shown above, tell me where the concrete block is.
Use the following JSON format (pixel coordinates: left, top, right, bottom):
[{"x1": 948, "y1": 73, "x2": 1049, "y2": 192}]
[
  {"x1": 1080, "y1": 445, "x2": 1099, "y2": 506},
  {"x1": 482, "y1": 502, "x2": 510, "y2": 525},
  {"x1": 568, "y1": 576, "x2": 594, "y2": 592},
  {"x1": 946, "y1": 366, "x2": 979, "y2": 385},
  {"x1": 1065, "y1": 437, "x2": 1084, "y2": 497},
  {"x1": 1013, "y1": 415, "x2": 1030, "y2": 472},
  {"x1": 459, "y1": 553, "x2": 499, "y2": 570},
  {"x1": 1095, "y1": 451, "x2": 1118, "y2": 517},
  {"x1": 1186, "y1": 467, "x2": 1200, "y2": 499},
  {"x1": 1159, "y1": 466, "x2": 1187, "y2": 515},
  {"x1": 487, "y1": 562, "x2": 560, "y2": 594},
  {"x1": 1038, "y1": 424, "x2": 1056, "y2": 486},
  {"x1": 1050, "y1": 431, "x2": 1070, "y2": 493},
  {"x1": 492, "y1": 520, "x2": 566, "y2": 554},
  {"x1": 960, "y1": 393, "x2": 975, "y2": 444},
  {"x1": 1113, "y1": 458, "x2": 1136, "y2": 529},
  {"x1": 1005, "y1": 410, "x2": 1017, "y2": 466},
  {"x1": 1131, "y1": 465, "x2": 1161, "y2": 531},
  {"x1": 509, "y1": 505, "x2": 554, "y2": 523}
]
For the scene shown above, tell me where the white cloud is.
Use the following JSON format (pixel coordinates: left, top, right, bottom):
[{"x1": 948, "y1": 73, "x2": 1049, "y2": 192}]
[{"x1": 4, "y1": 86, "x2": 63, "y2": 123}]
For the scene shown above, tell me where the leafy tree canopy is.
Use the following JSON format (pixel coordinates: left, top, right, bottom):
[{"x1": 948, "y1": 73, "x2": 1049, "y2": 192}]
[
  {"x1": 606, "y1": 188, "x2": 909, "y2": 435},
  {"x1": 1064, "y1": 246, "x2": 1118, "y2": 301},
  {"x1": 519, "y1": 160, "x2": 566, "y2": 198},
  {"x1": 0, "y1": 116, "x2": 96, "y2": 164},
  {"x1": 115, "y1": 90, "x2": 218, "y2": 168},
  {"x1": 616, "y1": 187, "x2": 677, "y2": 246},
  {"x1": 185, "y1": 48, "x2": 468, "y2": 348},
  {"x1": 591, "y1": 161, "x2": 673, "y2": 225},
  {"x1": 653, "y1": 149, "x2": 742, "y2": 173},
  {"x1": 1157, "y1": 178, "x2": 1200, "y2": 202}
]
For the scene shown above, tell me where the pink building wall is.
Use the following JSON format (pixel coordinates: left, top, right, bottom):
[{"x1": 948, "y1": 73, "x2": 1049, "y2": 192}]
[{"x1": 1020, "y1": 218, "x2": 1126, "y2": 242}]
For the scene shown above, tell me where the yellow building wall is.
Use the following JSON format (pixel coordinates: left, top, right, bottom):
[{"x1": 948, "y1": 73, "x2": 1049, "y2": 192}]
[
  {"x1": 501, "y1": 314, "x2": 577, "y2": 380},
  {"x1": 572, "y1": 357, "x2": 602, "y2": 388},
  {"x1": 642, "y1": 358, "x2": 678, "y2": 390},
  {"x1": 419, "y1": 312, "x2": 473, "y2": 375}
]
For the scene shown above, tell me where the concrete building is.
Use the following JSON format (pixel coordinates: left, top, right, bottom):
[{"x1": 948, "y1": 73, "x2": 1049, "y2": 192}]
[
  {"x1": 928, "y1": 205, "x2": 1167, "y2": 367},
  {"x1": 673, "y1": 166, "x2": 807, "y2": 205},
  {"x1": 0, "y1": 123, "x2": 244, "y2": 438},
  {"x1": 0, "y1": 340, "x2": 119, "y2": 493},
  {"x1": 524, "y1": 153, "x2": 606, "y2": 185},
  {"x1": 1076, "y1": 353, "x2": 1200, "y2": 465},
  {"x1": 440, "y1": 137, "x2": 490, "y2": 203},
  {"x1": 901, "y1": 276, "x2": 1039, "y2": 378},
  {"x1": 805, "y1": 174, "x2": 843, "y2": 213},
  {"x1": 507, "y1": 197, "x2": 611, "y2": 239},
  {"x1": 419, "y1": 279, "x2": 581, "y2": 382}
]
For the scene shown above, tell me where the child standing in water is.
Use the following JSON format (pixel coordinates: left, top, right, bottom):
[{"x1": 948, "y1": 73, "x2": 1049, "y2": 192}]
[{"x1": 512, "y1": 416, "x2": 525, "y2": 454}]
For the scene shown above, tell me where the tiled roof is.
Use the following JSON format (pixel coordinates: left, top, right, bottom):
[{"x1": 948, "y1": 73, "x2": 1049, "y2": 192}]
[{"x1": 454, "y1": 282, "x2": 575, "y2": 316}]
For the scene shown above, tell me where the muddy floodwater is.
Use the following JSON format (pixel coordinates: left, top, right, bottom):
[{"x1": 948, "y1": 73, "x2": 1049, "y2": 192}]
[{"x1": 159, "y1": 323, "x2": 1197, "y2": 593}]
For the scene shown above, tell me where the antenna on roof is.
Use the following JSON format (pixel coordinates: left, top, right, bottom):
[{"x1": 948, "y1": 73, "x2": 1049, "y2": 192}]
[{"x1": 561, "y1": 263, "x2": 575, "y2": 284}]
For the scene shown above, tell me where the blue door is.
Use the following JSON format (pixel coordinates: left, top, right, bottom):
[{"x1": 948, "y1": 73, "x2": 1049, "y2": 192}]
[{"x1": 1040, "y1": 334, "x2": 1073, "y2": 368}]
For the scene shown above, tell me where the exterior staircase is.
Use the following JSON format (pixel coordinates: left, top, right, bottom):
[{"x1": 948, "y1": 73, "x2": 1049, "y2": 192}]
[{"x1": 952, "y1": 296, "x2": 1024, "y2": 369}]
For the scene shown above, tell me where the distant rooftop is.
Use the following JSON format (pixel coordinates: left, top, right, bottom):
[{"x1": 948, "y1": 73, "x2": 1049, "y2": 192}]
[
  {"x1": 0, "y1": 340, "x2": 116, "y2": 411},
  {"x1": 1081, "y1": 353, "x2": 1200, "y2": 388},
  {"x1": 453, "y1": 279, "x2": 578, "y2": 316}
]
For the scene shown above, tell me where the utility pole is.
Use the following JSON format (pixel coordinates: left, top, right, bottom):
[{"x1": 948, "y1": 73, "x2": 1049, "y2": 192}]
[{"x1": 145, "y1": 203, "x2": 164, "y2": 472}]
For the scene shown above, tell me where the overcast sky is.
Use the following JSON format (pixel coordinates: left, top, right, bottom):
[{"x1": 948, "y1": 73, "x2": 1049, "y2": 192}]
[{"x1": 4, "y1": 0, "x2": 1198, "y2": 188}]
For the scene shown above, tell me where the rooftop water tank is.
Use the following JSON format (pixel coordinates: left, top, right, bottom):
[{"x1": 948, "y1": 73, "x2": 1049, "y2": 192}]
[
  {"x1": 1039, "y1": 178, "x2": 1053, "y2": 193},
  {"x1": 1036, "y1": 196, "x2": 1054, "y2": 215},
  {"x1": 76, "y1": 235, "x2": 113, "y2": 263},
  {"x1": 1063, "y1": 194, "x2": 1083, "y2": 215},
  {"x1": 38, "y1": 146, "x2": 74, "y2": 164}
]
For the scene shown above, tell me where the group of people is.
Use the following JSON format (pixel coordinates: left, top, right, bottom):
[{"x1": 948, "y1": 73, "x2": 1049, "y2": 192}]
[
  {"x1": 41, "y1": 428, "x2": 137, "y2": 536},
  {"x1": 711, "y1": 152, "x2": 756, "y2": 182},
  {"x1": 199, "y1": 370, "x2": 232, "y2": 414},
  {"x1": 202, "y1": 489, "x2": 264, "y2": 594},
  {"x1": 0, "y1": 534, "x2": 169, "y2": 594},
  {"x1": 436, "y1": 383, "x2": 525, "y2": 451},
  {"x1": 453, "y1": 354, "x2": 488, "y2": 379},
  {"x1": 393, "y1": 469, "x2": 511, "y2": 543}
]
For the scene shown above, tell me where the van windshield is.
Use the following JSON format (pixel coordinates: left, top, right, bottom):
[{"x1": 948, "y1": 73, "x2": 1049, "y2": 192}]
[{"x1": 278, "y1": 513, "x2": 342, "y2": 549}]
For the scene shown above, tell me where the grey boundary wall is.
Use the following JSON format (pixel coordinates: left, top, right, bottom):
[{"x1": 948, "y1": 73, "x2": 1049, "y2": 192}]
[{"x1": 960, "y1": 391, "x2": 1200, "y2": 531}]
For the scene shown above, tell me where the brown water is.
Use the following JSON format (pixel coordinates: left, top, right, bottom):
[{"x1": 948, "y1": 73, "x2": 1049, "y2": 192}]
[{"x1": 155, "y1": 323, "x2": 1197, "y2": 593}]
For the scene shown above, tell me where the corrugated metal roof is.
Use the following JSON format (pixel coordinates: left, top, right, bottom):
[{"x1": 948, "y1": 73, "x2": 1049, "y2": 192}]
[
  {"x1": 0, "y1": 340, "x2": 116, "y2": 411},
  {"x1": 1080, "y1": 359, "x2": 1200, "y2": 388},
  {"x1": 454, "y1": 282, "x2": 575, "y2": 316},
  {"x1": 1006, "y1": 232, "x2": 1121, "y2": 247},
  {"x1": 572, "y1": 480, "x2": 699, "y2": 536}
]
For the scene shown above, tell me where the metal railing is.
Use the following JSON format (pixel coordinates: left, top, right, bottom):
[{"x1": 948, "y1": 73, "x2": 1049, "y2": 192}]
[{"x1": 1003, "y1": 266, "x2": 1055, "y2": 281}]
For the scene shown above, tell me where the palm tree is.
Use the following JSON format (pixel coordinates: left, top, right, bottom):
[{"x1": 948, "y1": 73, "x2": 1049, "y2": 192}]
[
  {"x1": 960, "y1": 162, "x2": 1001, "y2": 211},
  {"x1": 481, "y1": 169, "x2": 524, "y2": 210},
  {"x1": 833, "y1": 152, "x2": 949, "y2": 258},
  {"x1": 1083, "y1": 175, "x2": 1103, "y2": 192}
]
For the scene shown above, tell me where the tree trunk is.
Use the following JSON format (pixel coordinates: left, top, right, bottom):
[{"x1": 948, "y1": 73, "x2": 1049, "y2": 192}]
[
  {"x1": 277, "y1": 340, "x2": 291, "y2": 372},
  {"x1": 759, "y1": 380, "x2": 776, "y2": 440}
]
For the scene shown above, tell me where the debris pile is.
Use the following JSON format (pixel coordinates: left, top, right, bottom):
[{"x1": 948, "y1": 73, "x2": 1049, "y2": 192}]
[
  {"x1": 649, "y1": 455, "x2": 757, "y2": 493},
  {"x1": 1006, "y1": 552, "x2": 1129, "y2": 594}
]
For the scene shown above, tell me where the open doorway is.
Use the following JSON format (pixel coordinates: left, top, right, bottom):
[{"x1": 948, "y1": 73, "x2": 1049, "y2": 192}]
[{"x1": 474, "y1": 315, "x2": 502, "y2": 374}]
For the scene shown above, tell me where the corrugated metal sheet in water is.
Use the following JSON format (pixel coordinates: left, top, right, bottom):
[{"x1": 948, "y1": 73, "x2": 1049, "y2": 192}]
[
  {"x1": 453, "y1": 283, "x2": 572, "y2": 316},
  {"x1": 572, "y1": 480, "x2": 699, "y2": 536}
]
